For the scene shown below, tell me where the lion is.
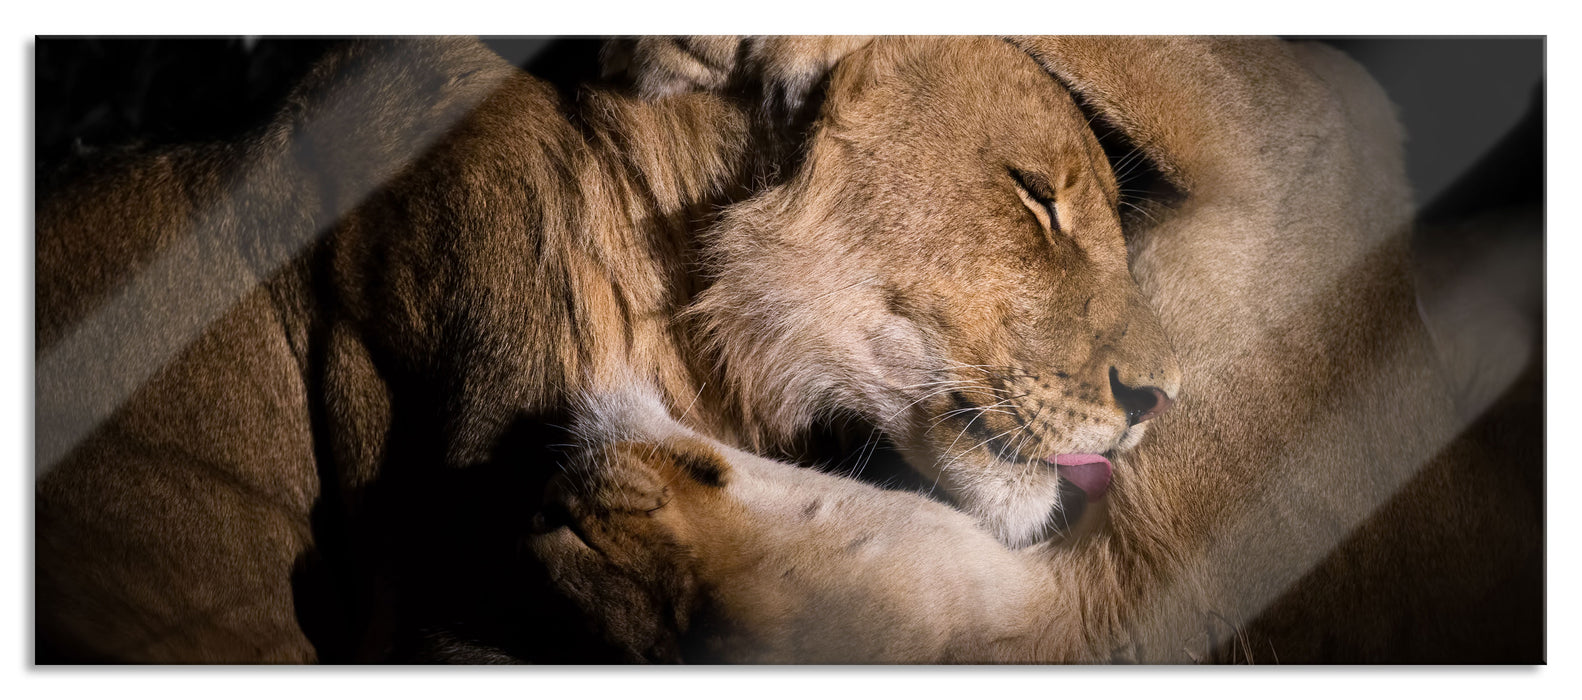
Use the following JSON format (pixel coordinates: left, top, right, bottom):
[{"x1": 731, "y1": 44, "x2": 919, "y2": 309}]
[
  {"x1": 36, "y1": 35, "x2": 1179, "y2": 662},
  {"x1": 527, "y1": 36, "x2": 1544, "y2": 663}
]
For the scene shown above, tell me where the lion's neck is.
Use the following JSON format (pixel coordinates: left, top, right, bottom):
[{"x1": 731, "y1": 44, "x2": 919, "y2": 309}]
[{"x1": 561, "y1": 90, "x2": 759, "y2": 442}]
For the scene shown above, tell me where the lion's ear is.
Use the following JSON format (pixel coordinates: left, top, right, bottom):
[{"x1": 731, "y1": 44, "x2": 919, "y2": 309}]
[
  {"x1": 603, "y1": 36, "x2": 871, "y2": 177},
  {"x1": 600, "y1": 37, "x2": 744, "y2": 99},
  {"x1": 739, "y1": 36, "x2": 873, "y2": 142}
]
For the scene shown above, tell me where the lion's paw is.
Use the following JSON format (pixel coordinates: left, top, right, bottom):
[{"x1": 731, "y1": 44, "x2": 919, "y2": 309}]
[{"x1": 522, "y1": 437, "x2": 733, "y2": 662}]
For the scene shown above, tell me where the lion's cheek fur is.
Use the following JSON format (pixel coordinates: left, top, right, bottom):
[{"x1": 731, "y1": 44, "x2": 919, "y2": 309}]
[{"x1": 690, "y1": 223, "x2": 938, "y2": 447}]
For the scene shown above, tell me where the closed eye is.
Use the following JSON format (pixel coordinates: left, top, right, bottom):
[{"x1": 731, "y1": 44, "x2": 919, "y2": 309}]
[{"x1": 1009, "y1": 168, "x2": 1062, "y2": 234}]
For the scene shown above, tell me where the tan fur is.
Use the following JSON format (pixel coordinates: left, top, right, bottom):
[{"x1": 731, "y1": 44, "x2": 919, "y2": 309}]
[
  {"x1": 36, "y1": 36, "x2": 1177, "y2": 661},
  {"x1": 559, "y1": 36, "x2": 1542, "y2": 663},
  {"x1": 34, "y1": 39, "x2": 510, "y2": 661},
  {"x1": 536, "y1": 389, "x2": 1072, "y2": 663},
  {"x1": 36, "y1": 37, "x2": 752, "y2": 662},
  {"x1": 686, "y1": 37, "x2": 1180, "y2": 546},
  {"x1": 603, "y1": 36, "x2": 872, "y2": 117}
]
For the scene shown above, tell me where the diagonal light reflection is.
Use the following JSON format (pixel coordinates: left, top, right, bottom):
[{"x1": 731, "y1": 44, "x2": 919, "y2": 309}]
[
  {"x1": 1115, "y1": 230, "x2": 1538, "y2": 662},
  {"x1": 35, "y1": 39, "x2": 520, "y2": 476}
]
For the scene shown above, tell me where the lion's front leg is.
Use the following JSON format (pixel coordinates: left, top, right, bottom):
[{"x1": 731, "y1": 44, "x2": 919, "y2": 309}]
[
  {"x1": 523, "y1": 438, "x2": 729, "y2": 663},
  {"x1": 526, "y1": 416, "x2": 1082, "y2": 663}
]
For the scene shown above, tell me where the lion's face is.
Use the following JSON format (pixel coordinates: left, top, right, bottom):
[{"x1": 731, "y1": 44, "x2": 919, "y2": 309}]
[{"x1": 697, "y1": 37, "x2": 1181, "y2": 547}]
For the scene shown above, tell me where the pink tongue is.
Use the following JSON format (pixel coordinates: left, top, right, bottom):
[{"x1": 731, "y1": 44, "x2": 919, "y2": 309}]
[{"x1": 1051, "y1": 453, "x2": 1113, "y2": 501}]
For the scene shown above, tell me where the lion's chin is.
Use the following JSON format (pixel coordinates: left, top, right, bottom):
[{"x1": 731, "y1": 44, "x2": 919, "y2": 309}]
[{"x1": 945, "y1": 470, "x2": 1072, "y2": 549}]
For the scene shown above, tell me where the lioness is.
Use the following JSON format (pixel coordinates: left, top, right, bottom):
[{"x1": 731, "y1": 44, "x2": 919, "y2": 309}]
[
  {"x1": 36, "y1": 36, "x2": 1177, "y2": 661},
  {"x1": 531, "y1": 36, "x2": 1544, "y2": 663}
]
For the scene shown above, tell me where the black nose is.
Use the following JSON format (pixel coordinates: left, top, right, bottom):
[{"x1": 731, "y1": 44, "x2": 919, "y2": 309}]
[{"x1": 1109, "y1": 367, "x2": 1174, "y2": 426}]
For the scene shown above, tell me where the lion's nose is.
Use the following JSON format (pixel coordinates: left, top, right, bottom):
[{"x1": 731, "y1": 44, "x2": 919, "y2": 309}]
[{"x1": 1109, "y1": 367, "x2": 1175, "y2": 426}]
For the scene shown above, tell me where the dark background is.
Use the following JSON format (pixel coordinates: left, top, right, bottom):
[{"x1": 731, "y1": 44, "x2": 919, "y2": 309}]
[{"x1": 1319, "y1": 37, "x2": 1543, "y2": 206}]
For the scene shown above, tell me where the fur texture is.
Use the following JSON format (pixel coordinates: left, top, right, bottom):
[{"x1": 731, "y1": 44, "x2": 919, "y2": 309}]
[
  {"x1": 37, "y1": 37, "x2": 754, "y2": 662},
  {"x1": 36, "y1": 36, "x2": 1179, "y2": 661},
  {"x1": 553, "y1": 36, "x2": 1543, "y2": 663}
]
